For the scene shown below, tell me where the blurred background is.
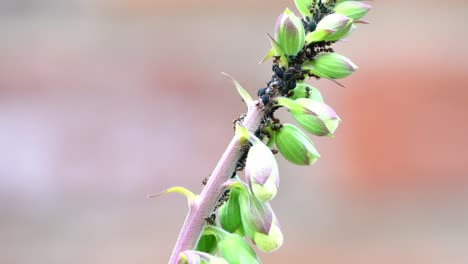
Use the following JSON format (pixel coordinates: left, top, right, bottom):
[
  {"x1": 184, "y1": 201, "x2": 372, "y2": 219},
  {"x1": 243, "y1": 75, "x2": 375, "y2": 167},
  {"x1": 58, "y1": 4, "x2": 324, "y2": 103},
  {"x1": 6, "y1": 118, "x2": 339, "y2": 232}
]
[{"x1": 1, "y1": 0, "x2": 468, "y2": 263}]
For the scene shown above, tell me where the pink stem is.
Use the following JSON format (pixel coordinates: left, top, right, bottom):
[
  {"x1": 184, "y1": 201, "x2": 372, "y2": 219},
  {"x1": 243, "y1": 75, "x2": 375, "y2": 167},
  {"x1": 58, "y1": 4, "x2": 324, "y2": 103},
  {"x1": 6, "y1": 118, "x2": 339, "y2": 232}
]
[{"x1": 169, "y1": 103, "x2": 264, "y2": 263}]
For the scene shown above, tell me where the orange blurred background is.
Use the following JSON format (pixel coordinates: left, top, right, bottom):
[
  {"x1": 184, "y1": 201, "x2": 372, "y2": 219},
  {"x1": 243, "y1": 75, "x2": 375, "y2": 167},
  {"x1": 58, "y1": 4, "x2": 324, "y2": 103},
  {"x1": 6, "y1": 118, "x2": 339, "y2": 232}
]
[{"x1": 1, "y1": 1, "x2": 468, "y2": 263}]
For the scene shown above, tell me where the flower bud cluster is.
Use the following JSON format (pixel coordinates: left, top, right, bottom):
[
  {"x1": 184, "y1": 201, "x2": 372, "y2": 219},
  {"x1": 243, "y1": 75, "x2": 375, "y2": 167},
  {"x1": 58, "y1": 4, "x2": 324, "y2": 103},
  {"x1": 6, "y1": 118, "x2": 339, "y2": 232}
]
[{"x1": 175, "y1": 1, "x2": 371, "y2": 263}]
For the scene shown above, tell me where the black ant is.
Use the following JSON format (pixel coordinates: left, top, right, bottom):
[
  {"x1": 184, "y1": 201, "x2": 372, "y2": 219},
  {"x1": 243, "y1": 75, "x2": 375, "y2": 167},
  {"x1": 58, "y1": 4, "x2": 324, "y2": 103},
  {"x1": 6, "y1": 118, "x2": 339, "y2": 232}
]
[{"x1": 205, "y1": 214, "x2": 216, "y2": 225}]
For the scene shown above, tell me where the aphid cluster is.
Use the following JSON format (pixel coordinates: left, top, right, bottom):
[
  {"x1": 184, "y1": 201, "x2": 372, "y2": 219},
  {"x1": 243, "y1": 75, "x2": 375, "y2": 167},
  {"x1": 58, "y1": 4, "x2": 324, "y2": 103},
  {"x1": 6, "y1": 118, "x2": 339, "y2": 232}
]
[
  {"x1": 202, "y1": 0, "x2": 338, "y2": 229},
  {"x1": 254, "y1": 3, "x2": 336, "y2": 146}
]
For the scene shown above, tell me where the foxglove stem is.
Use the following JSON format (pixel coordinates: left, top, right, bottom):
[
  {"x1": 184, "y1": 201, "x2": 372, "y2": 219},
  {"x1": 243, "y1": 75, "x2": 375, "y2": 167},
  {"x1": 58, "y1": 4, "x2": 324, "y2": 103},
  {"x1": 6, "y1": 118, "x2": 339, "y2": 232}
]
[{"x1": 169, "y1": 101, "x2": 265, "y2": 264}]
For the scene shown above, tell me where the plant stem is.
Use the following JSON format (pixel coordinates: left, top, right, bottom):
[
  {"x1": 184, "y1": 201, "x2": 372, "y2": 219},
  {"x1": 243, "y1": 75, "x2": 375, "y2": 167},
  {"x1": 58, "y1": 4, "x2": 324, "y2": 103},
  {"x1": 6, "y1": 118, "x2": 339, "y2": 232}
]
[{"x1": 169, "y1": 102, "x2": 265, "y2": 264}]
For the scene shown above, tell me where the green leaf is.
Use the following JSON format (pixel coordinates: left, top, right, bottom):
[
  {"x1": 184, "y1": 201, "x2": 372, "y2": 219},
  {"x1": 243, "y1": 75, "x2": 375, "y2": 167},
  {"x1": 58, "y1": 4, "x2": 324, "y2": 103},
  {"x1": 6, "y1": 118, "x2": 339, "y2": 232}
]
[
  {"x1": 276, "y1": 97, "x2": 304, "y2": 112},
  {"x1": 148, "y1": 186, "x2": 198, "y2": 207}
]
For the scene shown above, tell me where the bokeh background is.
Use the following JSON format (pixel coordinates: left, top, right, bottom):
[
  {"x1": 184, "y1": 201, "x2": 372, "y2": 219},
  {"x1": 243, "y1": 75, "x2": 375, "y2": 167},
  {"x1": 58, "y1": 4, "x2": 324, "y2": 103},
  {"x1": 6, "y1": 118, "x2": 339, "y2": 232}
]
[{"x1": 1, "y1": 0, "x2": 468, "y2": 263}]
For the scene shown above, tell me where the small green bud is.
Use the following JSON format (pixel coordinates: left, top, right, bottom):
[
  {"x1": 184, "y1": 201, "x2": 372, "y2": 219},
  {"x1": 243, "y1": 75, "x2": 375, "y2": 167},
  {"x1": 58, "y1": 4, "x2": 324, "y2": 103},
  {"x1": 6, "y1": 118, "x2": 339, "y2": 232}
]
[
  {"x1": 302, "y1": 52, "x2": 358, "y2": 79},
  {"x1": 291, "y1": 83, "x2": 324, "y2": 102},
  {"x1": 275, "y1": 8, "x2": 306, "y2": 56},
  {"x1": 195, "y1": 234, "x2": 217, "y2": 255},
  {"x1": 277, "y1": 97, "x2": 341, "y2": 137},
  {"x1": 219, "y1": 188, "x2": 244, "y2": 235},
  {"x1": 251, "y1": 220, "x2": 284, "y2": 253},
  {"x1": 275, "y1": 124, "x2": 320, "y2": 165},
  {"x1": 245, "y1": 140, "x2": 279, "y2": 202},
  {"x1": 218, "y1": 232, "x2": 260, "y2": 264},
  {"x1": 334, "y1": 1, "x2": 372, "y2": 20},
  {"x1": 238, "y1": 191, "x2": 284, "y2": 253},
  {"x1": 306, "y1": 13, "x2": 353, "y2": 42}
]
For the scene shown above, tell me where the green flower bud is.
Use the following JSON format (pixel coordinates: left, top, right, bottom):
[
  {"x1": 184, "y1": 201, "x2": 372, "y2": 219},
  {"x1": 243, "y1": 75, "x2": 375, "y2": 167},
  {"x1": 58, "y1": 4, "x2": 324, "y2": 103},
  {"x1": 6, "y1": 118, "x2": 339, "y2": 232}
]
[
  {"x1": 334, "y1": 1, "x2": 372, "y2": 20},
  {"x1": 203, "y1": 225, "x2": 260, "y2": 264},
  {"x1": 277, "y1": 97, "x2": 341, "y2": 137},
  {"x1": 306, "y1": 13, "x2": 353, "y2": 43},
  {"x1": 238, "y1": 189, "x2": 284, "y2": 253},
  {"x1": 219, "y1": 188, "x2": 244, "y2": 235},
  {"x1": 291, "y1": 83, "x2": 324, "y2": 102},
  {"x1": 275, "y1": 124, "x2": 320, "y2": 165},
  {"x1": 302, "y1": 52, "x2": 358, "y2": 80},
  {"x1": 275, "y1": 8, "x2": 305, "y2": 56},
  {"x1": 245, "y1": 140, "x2": 279, "y2": 202},
  {"x1": 217, "y1": 232, "x2": 260, "y2": 264},
  {"x1": 195, "y1": 234, "x2": 217, "y2": 255}
]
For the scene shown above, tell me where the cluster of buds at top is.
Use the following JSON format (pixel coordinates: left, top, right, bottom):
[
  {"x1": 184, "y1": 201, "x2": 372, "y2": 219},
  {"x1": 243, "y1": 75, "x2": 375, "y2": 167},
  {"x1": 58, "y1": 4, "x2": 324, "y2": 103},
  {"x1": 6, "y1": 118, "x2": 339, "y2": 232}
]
[{"x1": 172, "y1": 1, "x2": 371, "y2": 263}]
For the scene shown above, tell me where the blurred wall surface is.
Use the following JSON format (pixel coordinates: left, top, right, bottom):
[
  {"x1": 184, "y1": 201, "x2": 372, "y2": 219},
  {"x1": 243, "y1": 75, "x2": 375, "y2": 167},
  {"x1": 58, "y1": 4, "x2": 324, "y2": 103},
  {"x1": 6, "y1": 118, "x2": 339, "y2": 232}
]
[{"x1": 1, "y1": 1, "x2": 468, "y2": 263}]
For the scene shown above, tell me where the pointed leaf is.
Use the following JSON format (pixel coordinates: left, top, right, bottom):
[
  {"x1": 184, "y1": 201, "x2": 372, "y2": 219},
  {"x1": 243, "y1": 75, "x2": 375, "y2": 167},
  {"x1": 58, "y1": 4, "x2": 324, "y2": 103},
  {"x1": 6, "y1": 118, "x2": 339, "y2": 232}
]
[
  {"x1": 259, "y1": 48, "x2": 274, "y2": 64},
  {"x1": 148, "y1": 186, "x2": 198, "y2": 207},
  {"x1": 267, "y1": 33, "x2": 288, "y2": 68},
  {"x1": 221, "y1": 72, "x2": 253, "y2": 107}
]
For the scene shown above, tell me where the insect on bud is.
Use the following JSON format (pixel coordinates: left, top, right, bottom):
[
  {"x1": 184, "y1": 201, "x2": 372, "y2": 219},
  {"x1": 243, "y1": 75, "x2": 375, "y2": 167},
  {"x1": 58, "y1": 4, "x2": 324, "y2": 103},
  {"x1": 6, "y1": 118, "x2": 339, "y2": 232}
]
[
  {"x1": 275, "y1": 8, "x2": 306, "y2": 56},
  {"x1": 275, "y1": 124, "x2": 320, "y2": 166},
  {"x1": 302, "y1": 52, "x2": 358, "y2": 80},
  {"x1": 291, "y1": 83, "x2": 324, "y2": 102},
  {"x1": 245, "y1": 140, "x2": 280, "y2": 202},
  {"x1": 334, "y1": 1, "x2": 372, "y2": 20}
]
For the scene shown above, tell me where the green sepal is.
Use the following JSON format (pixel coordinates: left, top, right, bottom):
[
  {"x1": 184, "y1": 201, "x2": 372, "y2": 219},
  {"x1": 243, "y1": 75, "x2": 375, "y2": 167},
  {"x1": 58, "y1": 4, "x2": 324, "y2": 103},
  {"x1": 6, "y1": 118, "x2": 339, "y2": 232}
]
[
  {"x1": 275, "y1": 123, "x2": 320, "y2": 165},
  {"x1": 222, "y1": 72, "x2": 253, "y2": 107},
  {"x1": 276, "y1": 97, "x2": 304, "y2": 112},
  {"x1": 259, "y1": 48, "x2": 274, "y2": 64},
  {"x1": 267, "y1": 33, "x2": 288, "y2": 68},
  {"x1": 305, "y1": 29, "x2": 336, "y2": 44},
  {"x1": 294, "y1": 0, "x2": 312, "y2": 18}
]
